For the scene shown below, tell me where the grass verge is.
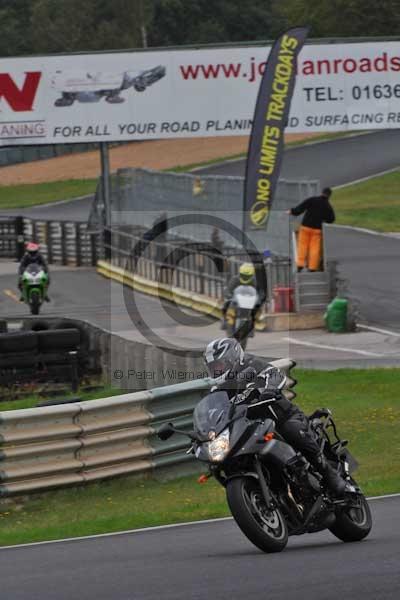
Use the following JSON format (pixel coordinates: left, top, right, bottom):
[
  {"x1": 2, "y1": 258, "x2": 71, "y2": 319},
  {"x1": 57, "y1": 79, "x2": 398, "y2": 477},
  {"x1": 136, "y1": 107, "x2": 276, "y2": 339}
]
[
  {"x1": 334, "y1": 169, "x2": 400, "y2": 232},
  {"x1": 0, "y1": 368, "x2": 399, "y2": 546},
  {"x1": 0, "y1": 179, "x2": 97, "y2": 209}
]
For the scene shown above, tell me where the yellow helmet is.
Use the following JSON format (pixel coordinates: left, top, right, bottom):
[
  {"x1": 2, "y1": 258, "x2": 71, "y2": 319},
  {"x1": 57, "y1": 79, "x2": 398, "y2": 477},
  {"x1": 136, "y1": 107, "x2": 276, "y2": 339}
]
[{"x1": 239, "y1": 262, "x2": 255, "y2": 285}]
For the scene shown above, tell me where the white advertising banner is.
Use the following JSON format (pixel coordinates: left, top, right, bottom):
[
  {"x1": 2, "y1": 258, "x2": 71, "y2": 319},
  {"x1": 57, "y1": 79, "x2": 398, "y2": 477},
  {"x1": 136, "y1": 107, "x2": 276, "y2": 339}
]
[{"x1": 1, "y1": 41, "x2": 400, "y2": 145}]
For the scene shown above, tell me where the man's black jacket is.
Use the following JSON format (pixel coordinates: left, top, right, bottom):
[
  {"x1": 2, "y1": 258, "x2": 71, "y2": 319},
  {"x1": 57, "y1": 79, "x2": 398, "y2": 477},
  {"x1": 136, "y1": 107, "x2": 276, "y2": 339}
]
[{"x1": 291, "y1": 195, "x2": 335, "y2": 230}]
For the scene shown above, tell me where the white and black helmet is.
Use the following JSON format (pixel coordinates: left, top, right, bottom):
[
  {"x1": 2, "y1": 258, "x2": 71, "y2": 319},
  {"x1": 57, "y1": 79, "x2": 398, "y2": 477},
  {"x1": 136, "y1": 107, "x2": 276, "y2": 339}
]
[{"x1": 203, "y1": 337, "x2": 244, "y2": 379}]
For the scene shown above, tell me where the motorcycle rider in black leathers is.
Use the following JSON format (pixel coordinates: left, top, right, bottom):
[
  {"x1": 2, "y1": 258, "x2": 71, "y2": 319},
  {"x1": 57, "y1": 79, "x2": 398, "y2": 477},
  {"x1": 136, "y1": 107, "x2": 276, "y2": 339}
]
[
  {"x1": 18, "y1": 242, "x2": 50, "y2": 301},
  {"x1": 204, "y1": 337, "x2": 347, "y2": 497}
]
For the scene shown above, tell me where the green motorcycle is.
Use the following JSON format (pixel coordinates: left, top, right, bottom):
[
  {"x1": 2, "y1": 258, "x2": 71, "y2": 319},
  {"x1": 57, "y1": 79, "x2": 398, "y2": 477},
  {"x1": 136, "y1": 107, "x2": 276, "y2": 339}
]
[{"x1": 21, "y1": 263, "x2": 49, "y2": 315}]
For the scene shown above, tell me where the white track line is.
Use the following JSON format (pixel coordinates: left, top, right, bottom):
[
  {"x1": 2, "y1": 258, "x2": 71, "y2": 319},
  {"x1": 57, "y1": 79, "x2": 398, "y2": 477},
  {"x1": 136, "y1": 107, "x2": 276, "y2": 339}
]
[
  {"x1": 334, "y1": 166, "x2": 399, "y2": 189},
  {"x1": 357, "y1": 324, "x2": 400, "y2": 338},
  {"x1": 327, "y1": 223, "x2": 400, "y2": 239},
  {"x1": 367, "y1": 493, "x2": 400, "y2": 501},
  {"x1": 281, "y1": 337, "x2": 385, "y2": 358},
  {"x1": 0, "y1": 194, "x2": 94, "y2": 213},
  {"x1": 25, "y1": 193, "x2": 94, "y2": 210},
  {"x1": 0, "y1": 493, "x2": 398, "y2": 552}
]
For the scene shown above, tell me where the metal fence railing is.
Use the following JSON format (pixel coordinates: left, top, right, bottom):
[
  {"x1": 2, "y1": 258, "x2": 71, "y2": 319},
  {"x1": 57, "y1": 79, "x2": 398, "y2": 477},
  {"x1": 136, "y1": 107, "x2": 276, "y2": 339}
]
[
  {"x1": 88, "y1": 167, "x2": 320, "y2": 258},
  {"x1": 106, "y1": 226, "x2": 292, "y2": 306}
]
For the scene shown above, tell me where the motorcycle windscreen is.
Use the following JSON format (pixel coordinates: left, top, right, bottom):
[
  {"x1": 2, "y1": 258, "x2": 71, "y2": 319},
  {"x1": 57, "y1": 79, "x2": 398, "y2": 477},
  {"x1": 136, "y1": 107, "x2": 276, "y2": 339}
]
[
  {"x1": 232, "y1": 285, "x2": 258, "y2": 309},
  {"x1": 25, "y1": 264, "x2": 42, "y2": 275},
  {"x1": 193, "y1": 391, "x2": 231, "y2": 441}
]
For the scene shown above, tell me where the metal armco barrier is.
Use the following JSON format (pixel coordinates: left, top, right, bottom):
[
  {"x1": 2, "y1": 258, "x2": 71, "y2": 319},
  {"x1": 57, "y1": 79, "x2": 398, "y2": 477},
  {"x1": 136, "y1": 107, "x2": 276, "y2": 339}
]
[
  {"x1": 0, "y1": 359, "x2": 295, "y2": 497},
  {"x1": 97, "y1": 260, "x2": 223, "y2": 320}
]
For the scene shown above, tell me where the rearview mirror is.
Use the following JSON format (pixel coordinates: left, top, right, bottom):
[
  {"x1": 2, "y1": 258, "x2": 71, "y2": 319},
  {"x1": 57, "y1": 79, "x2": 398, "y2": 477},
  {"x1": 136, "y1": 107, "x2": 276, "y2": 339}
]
[{"x1": 157, "y1": 422, "x2": 176, "y2": 441}]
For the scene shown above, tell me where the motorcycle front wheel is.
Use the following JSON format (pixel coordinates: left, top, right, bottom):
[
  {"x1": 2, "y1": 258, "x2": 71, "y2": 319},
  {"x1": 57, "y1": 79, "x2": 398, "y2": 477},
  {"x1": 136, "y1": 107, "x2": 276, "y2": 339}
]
[
  {"x1": 30, "y1": 291, "x2": 41, "y2": 315},
  {"x1": 226, "y1": 477, "x2": 288, "y2": 553},
  {"x1": 329, "y1": 491, "x2": 372, "y2": 542}
]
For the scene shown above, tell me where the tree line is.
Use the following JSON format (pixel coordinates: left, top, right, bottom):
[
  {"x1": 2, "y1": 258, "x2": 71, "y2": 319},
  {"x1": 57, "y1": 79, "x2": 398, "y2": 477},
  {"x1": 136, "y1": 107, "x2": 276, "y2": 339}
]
[{"x1": 1, "y1": 0, "x2": 399, "y2": 57}]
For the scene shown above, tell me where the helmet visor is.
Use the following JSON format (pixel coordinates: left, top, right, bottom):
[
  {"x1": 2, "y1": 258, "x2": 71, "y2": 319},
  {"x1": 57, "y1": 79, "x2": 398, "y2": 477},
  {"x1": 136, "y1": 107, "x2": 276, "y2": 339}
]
[
  {"x1": 239, "y1": 273, "x2": 254, "y2": 285},
  {"x1": 206, "y1": 359, "x2": 231, "y2": 379}
]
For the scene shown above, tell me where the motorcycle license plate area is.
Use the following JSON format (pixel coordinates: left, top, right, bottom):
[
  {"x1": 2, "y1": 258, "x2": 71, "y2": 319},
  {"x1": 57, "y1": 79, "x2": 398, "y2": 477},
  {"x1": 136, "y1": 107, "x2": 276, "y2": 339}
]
[
  {"x1": 342, "y1": 448, "x2": 359, "y2": 474},
  {"x1": 232, "y1": 285, "x2": 258, "y2": 310}
]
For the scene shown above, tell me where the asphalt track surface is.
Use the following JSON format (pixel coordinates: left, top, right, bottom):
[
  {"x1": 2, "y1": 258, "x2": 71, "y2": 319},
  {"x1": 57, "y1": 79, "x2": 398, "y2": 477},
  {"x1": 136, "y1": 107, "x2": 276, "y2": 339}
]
[
  {"x1": 0, "y1": 496, "x2": 398, "y2": 600},
  {"x1": 197, "y1": 129, "x2": 400, "y2": 185},
  {"x1": 325, "y1": 227, "x2": 400, "y2": 332},
  {"x1": 1, "y1": 266, "x2": 399, "y2": 368}
]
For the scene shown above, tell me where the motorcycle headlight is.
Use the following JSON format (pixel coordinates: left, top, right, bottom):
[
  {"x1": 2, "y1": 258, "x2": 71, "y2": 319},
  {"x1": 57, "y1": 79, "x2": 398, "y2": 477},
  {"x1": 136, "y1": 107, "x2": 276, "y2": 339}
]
[{"x1": 206, "y1": 428, "x2": 230, "y2": 462}]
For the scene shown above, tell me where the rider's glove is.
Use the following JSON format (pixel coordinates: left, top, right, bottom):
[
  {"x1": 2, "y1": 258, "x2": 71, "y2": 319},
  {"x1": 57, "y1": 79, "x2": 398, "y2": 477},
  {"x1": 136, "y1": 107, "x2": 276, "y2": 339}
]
[
  {"x1": 233, "y1": 392, "x2": 247, "y2": 404},
  {"x1": 233, "y1": 381, "x2": 260, "y2": 404},
  {"x1": 259, "y1": 388, "x2": 280, "y2": 401},
  {"x1": 256, "y1": 366, "x2": 287, "y2": 392}
]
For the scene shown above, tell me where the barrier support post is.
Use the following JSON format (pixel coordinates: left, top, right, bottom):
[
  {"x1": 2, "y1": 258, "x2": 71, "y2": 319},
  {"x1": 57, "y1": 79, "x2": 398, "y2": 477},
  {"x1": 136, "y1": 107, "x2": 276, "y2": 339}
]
[{"x1": 100, "y1": 143, "x2": 111, "y2": 228}]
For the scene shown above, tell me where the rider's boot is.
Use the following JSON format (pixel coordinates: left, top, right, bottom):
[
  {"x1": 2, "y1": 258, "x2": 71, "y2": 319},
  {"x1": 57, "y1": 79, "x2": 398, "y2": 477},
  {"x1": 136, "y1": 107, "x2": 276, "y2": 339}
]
[{"x1": 313, "y1": 453, "x2": 346, "y2": 497}]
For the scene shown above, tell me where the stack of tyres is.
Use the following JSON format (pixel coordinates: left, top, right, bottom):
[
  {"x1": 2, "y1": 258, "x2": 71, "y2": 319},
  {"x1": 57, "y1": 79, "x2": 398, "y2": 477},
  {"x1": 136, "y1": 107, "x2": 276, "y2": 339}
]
[
  {"x1": 324, "y1": 297, "x2": 348, "y2": 333},
  {"x1": 0, "y1": 327, "x2": 81, "y2": 389},
  {"x1": 36, "y1": 328, "x2": 81, "y2": 392},
  {"x1": 0, "y1": 331, "x2": 39, "y2": 385},
  {"x1": 37, "y1": 328, "x2": 81, "y2": 352}
]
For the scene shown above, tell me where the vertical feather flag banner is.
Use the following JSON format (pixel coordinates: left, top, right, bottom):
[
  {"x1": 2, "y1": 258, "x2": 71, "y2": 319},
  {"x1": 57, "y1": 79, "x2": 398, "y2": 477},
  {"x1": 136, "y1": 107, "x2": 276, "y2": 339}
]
[{"x1": 244, "y1": 27, "x2": 309, "y2": 231}]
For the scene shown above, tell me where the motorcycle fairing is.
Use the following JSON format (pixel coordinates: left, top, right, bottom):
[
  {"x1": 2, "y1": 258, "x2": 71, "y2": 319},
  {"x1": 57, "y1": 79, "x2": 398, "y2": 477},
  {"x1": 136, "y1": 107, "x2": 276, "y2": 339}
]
[{"x1": 260, "y1": 438, "x2": 297, "y2": 468}]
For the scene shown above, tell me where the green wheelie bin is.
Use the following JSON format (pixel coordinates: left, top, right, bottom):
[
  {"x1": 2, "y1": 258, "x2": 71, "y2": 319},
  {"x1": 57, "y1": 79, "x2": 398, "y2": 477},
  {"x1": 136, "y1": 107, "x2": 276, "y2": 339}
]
[{"x1": 324, "y1": 297, "x2": 348, "y2": 333}]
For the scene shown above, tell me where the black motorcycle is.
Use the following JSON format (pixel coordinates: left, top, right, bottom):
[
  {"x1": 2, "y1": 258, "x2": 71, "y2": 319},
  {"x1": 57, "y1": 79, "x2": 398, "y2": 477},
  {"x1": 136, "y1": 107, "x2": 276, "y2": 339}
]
[
  {"x1": 225, "y1": 284, "x2": 259, "y2": 350},
  {"x1": 158, "y1": 387, "x2": 372, "y2": 553}
]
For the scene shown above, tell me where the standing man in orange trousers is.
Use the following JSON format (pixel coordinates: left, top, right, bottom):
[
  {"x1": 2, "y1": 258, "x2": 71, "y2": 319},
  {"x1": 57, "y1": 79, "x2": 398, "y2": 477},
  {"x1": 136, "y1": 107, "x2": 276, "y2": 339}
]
[{"x1": 287, "y1": 187, "x2": 335, "y2": 272}]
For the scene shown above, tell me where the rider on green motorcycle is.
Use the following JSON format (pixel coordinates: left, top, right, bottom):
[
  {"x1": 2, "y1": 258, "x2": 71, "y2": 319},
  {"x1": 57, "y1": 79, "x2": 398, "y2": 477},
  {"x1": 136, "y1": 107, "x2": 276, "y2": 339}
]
[{"x1": 18, "y1": 242, "x2": 50, "y2": 302}]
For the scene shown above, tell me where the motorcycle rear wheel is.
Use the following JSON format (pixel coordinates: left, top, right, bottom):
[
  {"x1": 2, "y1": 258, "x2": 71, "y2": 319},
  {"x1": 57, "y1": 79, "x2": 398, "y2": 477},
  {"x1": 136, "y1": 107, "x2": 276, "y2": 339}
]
[
  {"x1": 226, "y1": 477, "x2": 288, "y2": 553},
  {"x1": 329, "y1": 491, "x2": 372, "y2": 542}
]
